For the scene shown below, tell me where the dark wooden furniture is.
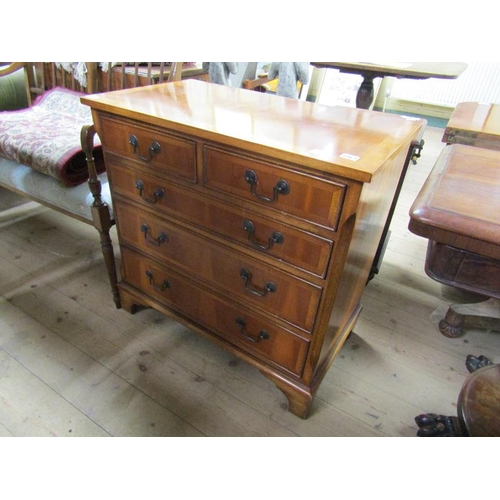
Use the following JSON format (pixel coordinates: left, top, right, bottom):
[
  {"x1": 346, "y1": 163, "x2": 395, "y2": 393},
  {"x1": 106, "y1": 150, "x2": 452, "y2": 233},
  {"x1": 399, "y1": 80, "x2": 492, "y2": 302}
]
[
  {"x1": 443, "y1": 101, "x2": 500, "y2": 150},
  {"x1": 243, "y1": 74, "x2": 276, "y2": 93},
  {"x1": 312, "y1": 62, "x2": 468, "y2": 109},
  {"x1": 96, "y1": 63, "x2": 208, "y2": 92},
  {"x1": 459, "y1": 360, "x2": 500, "y2": 436},
  {"x1": 409, "y1": 144, "x2": 500, "y2": 337},
  {"x1": 416, "y1": 355, "x2": 500, "y2": 436},
  {"x1": 82, "y1": 80, "x2": 425, "y2": 418}
]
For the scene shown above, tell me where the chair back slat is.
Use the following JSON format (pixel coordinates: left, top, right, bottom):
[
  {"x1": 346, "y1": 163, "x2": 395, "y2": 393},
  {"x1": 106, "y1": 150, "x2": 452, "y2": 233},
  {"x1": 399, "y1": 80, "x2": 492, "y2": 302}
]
[
  {"x1": 106, "y1": 62, "x2": 112, "y2": 92},
  {"x1": 168, "y1": 62, "x2": 183, "y2": 82},
  {"x1": 100, "y1": 62, "x2": 186, "y2": 92},
  {"x1": 120, "y1": 62, "x2": 127, "y2": 89},
  {"x1": 1, "y1": 62, "x2": 194, "y2": 107},
  {"x1": 159, "y1": 62, "x2": 166, "y2": 83},
  {"x1": 134, "y1": 63, "x2": 140, "y2": 88}
]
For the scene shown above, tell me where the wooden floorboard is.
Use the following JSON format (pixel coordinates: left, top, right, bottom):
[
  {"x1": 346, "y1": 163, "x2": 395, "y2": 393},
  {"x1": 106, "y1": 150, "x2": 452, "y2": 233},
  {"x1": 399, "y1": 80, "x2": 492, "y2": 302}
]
[{"x1": 2, "y1": 124, "x2": 500, "y2": 437}]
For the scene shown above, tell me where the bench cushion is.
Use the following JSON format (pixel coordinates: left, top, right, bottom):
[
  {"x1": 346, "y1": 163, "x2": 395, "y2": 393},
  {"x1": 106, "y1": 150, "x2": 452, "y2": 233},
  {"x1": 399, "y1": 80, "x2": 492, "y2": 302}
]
[{"x1": 0, "y1": 156, "x2": 112, "y2": 222}]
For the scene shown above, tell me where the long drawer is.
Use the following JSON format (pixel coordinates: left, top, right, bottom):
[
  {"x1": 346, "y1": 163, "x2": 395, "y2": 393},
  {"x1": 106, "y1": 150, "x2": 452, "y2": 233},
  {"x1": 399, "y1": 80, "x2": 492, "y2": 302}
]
[
  {"x1": 99, "y1": 114, "x2": 197, "y2": 182},
  {"x1": 108, "y1": 162, "x2": 333, "y2": 277},
  {"x1": 115, "y1": 200, "x2": 322, "y2": 332},
  {"x1": 120, "y1": 247, "x2": 310, "y2": 376},
  {"x1": 203, "y1": 145, "x2": 347, "y2": 230}
]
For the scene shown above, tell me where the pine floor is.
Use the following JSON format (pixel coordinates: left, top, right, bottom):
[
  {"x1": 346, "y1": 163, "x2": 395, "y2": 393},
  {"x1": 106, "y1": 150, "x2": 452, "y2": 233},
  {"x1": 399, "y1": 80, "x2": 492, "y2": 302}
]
[{"x1": 1, "y1": 124, "x2": 499, "y2": 437}]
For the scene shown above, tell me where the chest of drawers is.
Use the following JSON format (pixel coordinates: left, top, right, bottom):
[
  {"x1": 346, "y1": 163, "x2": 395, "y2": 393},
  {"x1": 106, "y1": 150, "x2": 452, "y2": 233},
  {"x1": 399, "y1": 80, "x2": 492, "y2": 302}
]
[{"x1": 82, "y1": 81, "x2": 425, "y2": 418}]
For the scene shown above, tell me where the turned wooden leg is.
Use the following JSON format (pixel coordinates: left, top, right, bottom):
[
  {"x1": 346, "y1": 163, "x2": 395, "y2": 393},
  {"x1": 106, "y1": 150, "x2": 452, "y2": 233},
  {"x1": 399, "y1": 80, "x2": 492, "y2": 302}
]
[
  {"x1": 81, "y1": 124, "x2": 121, "y2": 309},
  {"x1": 92, "y1": 206, "x2": 121, "y2": 309},
  {"x1": 356, "y1": 76, "x2": 374, "y2": 109}
]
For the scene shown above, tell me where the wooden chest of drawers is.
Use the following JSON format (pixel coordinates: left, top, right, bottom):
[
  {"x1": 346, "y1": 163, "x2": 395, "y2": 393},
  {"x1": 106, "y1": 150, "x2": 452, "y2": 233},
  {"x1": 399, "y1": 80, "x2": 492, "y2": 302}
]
[{"x1": 82, "y1": 80, "x2": 425, "y2": 418}]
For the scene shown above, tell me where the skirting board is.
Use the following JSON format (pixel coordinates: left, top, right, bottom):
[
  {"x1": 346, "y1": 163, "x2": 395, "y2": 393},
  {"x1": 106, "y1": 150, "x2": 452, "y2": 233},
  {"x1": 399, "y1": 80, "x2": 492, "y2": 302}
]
[{"x1": 386, "y1": 98, "x2": 454, "y2": 120}]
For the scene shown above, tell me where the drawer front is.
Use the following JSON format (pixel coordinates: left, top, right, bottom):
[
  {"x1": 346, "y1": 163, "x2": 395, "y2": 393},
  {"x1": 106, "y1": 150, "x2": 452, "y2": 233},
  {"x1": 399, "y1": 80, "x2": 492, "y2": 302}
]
[
  {"x1": 120, "y1": 248, "x2": 309, "y2": 376},
  {"x1": 109, "y1": 163, "x2": 333, "y2": 277},
  {"x1": 115, "y1": 200, "x2": 322, "y2": 332},
  {"x1": 203, "y1": 145, "x2": 346, "y2": 230},
  {"x1": 99, "y1": 115, "x2": 197, "y2": 181}
]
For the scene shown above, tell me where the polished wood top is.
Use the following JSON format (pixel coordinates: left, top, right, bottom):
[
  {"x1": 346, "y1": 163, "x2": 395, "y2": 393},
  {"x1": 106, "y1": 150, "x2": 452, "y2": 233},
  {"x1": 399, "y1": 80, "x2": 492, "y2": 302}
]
[
  {"x1": 459, "y1": 364, "x2": 500, "y2": 437},
  {"x1": 82, "y1": 80, "x2": 425, "y2": 183},
  {"x1": 444, "y1": 102, "x2": 500, "y2": 147},
  {"x1": 447, "y1": 102, "x2": 500, "y2": 134},
  {"x1": 409, "y1": 144, "x2": 500, "y2": 260},
  {"x1": 312, "y1": 62, "x2": 468, "y2": 79}
]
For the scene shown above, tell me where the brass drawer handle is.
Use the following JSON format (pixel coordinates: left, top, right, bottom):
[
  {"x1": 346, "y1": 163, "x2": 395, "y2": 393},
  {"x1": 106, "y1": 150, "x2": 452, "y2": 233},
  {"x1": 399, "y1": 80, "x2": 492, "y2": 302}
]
[
  {"x1": 145, "y1": 270, "x2": 170, "y2": 292},
  {"x1": 140, "y1": 223, "x2": 168, "y2": 246},
  {"x1": 235, "y1": 318, "x2": 270, "y2": 343},
  {"x1": 129, "y1": 134, "x2": 161, "y2": 162},
  {"x1": 240, "y1": 268, "x2": 277, "y2": 297},
  {"x1": 242, "y1": 219, "x2": 284, "y2": 251},
  {"x1": 135, "y1": 179, "x2": 164, "y2": 204},
  {"x1": 244, "y1": 170, "x2": 290, "y2": 203}
]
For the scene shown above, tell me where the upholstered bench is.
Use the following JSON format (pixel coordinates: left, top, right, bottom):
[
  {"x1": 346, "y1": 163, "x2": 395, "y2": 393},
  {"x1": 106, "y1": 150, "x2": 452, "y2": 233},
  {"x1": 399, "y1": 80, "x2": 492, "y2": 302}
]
[
  {"x1": 0, "y1": 62, "x2": 200, "y2": 308},
  {"x1": 0, "y1": 84, "x2": 119, "y2": 304}
]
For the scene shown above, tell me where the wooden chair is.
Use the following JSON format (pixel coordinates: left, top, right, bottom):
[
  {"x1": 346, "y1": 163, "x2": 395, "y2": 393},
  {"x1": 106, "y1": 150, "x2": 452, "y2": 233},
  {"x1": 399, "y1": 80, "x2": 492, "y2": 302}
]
[
  {"x1": 0, "y1": 62, "x2": 188, "y2": 308},
  {"x1": 244, "y1": 75, "x2": 306, "y2": 98},
  {"x1": 94, "y1": 62, "x2": 208, "y2": 91}
]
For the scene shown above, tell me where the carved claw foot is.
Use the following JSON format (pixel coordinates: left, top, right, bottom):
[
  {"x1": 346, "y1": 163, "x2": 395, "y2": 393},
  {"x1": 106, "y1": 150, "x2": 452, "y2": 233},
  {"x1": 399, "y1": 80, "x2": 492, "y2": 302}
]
[
  {"x1": 465, "y1": 354, "x2": 493, "y2": 373},
  {"x1": 415, "y1": 413, "x2": 462, "y2": 437},
  {"x1": 438, "y1": 298, "x2": 500, "y2": 338},
  {"x1": 439, "y1": 318, "x2": 463, "y2": 338}
]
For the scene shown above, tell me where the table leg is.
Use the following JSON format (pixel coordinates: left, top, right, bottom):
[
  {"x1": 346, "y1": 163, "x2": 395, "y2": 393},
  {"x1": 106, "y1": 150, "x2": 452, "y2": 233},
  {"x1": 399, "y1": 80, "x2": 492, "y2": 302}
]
[
  {"x1": 438, "y1": 297, "x2": 500, "y2": 338},
  {"x1": 415, "y1": 413, "x2": 464, "y2": 436},
  {"x1": 356, "y1": 75, "x2": 374, "y2": 109},
  {"x1": 465, "y1": 354, "x2": 493, "y2": 372}
]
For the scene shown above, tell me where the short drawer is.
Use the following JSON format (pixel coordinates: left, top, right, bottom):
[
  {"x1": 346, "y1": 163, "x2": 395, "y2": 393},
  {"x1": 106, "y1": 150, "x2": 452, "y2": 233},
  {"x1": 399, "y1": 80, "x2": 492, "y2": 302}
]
[
  {"x1": 120, "y1": 248, "x2": 310, "y2": 377},
  {"x1": 203, "y1": 145, "x2": 346, "y2": 230},
  {"x1": 115, "y1": 200, "x2": 322, "y2": 332},
  {"x1": 109, "y1": 163, "x2": 333, "y2": 277},
  {"x1": 99, "y1": 115, "x2": 197, "y2": 181}
]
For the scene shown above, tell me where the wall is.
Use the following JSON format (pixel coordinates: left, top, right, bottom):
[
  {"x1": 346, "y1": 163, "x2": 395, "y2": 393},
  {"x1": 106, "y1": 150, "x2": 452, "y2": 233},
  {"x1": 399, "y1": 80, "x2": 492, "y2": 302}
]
[{"x1": 384, "y1": 62, "x2": 500, "y2": 119}]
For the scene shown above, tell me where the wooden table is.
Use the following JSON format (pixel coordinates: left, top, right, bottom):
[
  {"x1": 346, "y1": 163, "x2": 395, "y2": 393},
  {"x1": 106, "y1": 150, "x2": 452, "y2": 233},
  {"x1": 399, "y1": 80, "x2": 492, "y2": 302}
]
[
  {"x1": 416, "y1": 355, "x2": 500, "y2": 436},
  {"x1": 312, "y1": 62, "x2": 468, "y2": 109},
  {"x1": 443, "y1": 101, "x2": 500, "y2": 150},
  {"x1": 408, "y1": 144, "x2": 500, "y2": 337},
  {"x1": 459, "y1": 362, "x2": 500, "y2": 436}
]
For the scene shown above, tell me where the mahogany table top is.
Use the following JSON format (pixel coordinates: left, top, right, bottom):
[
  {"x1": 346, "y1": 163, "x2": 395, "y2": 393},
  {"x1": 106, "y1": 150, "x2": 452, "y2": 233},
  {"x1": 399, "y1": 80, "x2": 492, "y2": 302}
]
[
  {"x1": 443, "y1": 102, "x2": 500, "y2": 150},
  {"x1": 409, "y1": 144, "x2": 500, "y2": 260}
]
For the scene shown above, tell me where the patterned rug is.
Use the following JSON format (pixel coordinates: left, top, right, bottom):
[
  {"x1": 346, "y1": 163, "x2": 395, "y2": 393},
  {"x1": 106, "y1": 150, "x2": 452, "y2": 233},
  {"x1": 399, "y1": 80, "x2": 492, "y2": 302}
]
[{"x1": 0, "y1": 87, "x2": 104, "y2": 186}]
